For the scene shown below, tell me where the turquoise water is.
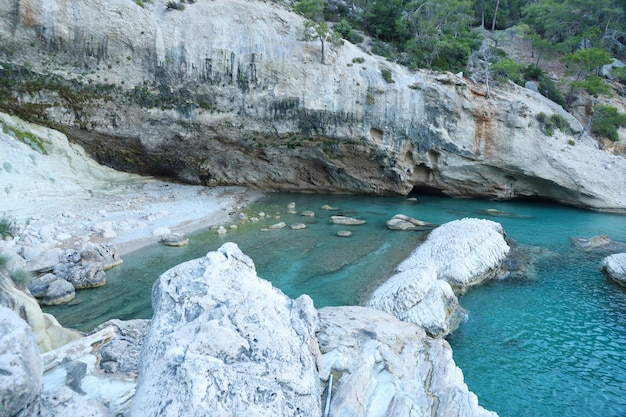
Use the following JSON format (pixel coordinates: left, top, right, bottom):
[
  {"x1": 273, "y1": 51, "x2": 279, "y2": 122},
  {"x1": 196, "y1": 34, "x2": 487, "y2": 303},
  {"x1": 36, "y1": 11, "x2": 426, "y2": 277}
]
[{"x1": 43, "y1": 194, "x2": 626, "y2": 417}]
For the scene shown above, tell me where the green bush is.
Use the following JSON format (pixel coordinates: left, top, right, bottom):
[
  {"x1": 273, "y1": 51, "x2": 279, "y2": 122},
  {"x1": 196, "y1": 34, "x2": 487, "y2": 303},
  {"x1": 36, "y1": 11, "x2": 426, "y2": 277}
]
[
  {"x1": 572, "y1": 75, "x2": 611, "y2": 97},
  {"x1": 591, "y1": 104, "x2": 626, "y2": 141},
  {"x1": 334, "y1": 19, "x2": 363, "y2": 44},
  {"x1": 0, "y1": 214, "x2": 18, "y2": 239},
  {"x1": 380, "y1": 68, "x2": 394, "y2": 83},
  {"x1": 537, "y1": 75, "x2": 566, "y2": 107},
  {"x1": 536, "y1": 112, "x2": 572, "y2": 136},
  {"x1": 523, "y1": 64, "x2": 543, "y2": 80},
  {"x1": 492, "y1": 58, "x2": 524, "y2": 84},
  {"x1": 166, "y1": 1, "x2": 185, "y2": 10},
  {"x1": 10, "y1": 269, "x2": 33, "y2": 288}
]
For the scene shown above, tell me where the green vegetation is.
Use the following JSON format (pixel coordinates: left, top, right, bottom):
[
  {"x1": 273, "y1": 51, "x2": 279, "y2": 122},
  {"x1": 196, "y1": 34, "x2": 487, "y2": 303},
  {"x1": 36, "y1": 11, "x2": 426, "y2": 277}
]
[
  {"x1": 0, "y1": 214, "x2": 18, "y2": 239},
  {"x1": 295, "y1": 0, "x2": 343, "y2": 64},
  {"x1": 536, "y1": 112, "x2": 573, "y2": 137},
  {"x1": 166, "y1": 1, "x2": 185, "y2": 11},
  {"x1": 1, "y1": 123, "x2": 48, "y2": 154},
  {"x1": 380, "y1": 68, "x2": 394, "y2": 83},
  {"x1": 591, "y1": 105, "x2": 626, "y2": 142},
  {"x1": 10, "y1": 268, "x2": 33, "y2": 289}
]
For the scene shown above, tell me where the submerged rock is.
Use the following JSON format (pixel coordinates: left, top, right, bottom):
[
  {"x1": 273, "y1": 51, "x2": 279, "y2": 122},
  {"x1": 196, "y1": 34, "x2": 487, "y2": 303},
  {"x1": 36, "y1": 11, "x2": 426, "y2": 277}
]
[
  {"x1": 161, "y1": 233, "x2": 190, "y2": 247},
  {"x1": 330, "y1": 215, "x2": 366, "y2": 225},
  {"x1": 570, "y1": 235, "x2": 626, "y2": 253},
  {"x1": 386, "y1": 213, "x2": 435, "y2": 230},
  {"x1": 601, "y1": 253, "x2": 626, "y2": 287},
  {"x1": 131, "y1": 243, "x2": 322, "y2": 417}
]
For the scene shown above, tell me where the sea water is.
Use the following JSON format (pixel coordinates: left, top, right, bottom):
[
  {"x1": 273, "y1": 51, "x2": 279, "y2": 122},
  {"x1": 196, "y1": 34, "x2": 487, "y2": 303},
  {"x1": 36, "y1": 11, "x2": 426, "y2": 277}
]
[{"x1": 43, "y1": 193, "x2": 626, "y2": 417}]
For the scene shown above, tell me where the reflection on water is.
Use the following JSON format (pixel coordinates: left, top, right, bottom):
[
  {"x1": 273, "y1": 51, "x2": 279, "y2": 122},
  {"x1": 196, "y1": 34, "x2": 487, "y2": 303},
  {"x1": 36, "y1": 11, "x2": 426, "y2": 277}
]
[{"x1": 44, "y1": 193, "x2": 626, "y2": 417}]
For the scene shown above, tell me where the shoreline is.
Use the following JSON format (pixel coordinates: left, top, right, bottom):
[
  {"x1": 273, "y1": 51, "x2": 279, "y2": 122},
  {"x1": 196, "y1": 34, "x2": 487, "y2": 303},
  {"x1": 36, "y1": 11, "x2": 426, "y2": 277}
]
[{"x1": 2, "y1": 179, "x2": 266, "y2": 263}]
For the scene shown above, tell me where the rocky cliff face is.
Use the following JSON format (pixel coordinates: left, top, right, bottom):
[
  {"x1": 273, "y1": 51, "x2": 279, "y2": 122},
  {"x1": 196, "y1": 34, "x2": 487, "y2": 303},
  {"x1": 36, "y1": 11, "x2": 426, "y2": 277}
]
[{"x1": 1, "y1": 0, "x2": 625, "y2": 210}]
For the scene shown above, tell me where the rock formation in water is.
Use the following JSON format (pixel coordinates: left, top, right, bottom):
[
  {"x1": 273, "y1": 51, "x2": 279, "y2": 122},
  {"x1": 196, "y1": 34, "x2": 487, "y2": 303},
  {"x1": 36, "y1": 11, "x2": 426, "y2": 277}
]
[
  {"x1": 601, "y1": 253, "x2": 626, "y2": 287},
  {"x1": 0, "y1": 242, "x2": 499, "y2": 417},
  {"x1": 0, "y1": 0, "x2": 624, "y2": 211},
  {"x1": 368, "y1": 218, "x2": 510, "y2": 336}
]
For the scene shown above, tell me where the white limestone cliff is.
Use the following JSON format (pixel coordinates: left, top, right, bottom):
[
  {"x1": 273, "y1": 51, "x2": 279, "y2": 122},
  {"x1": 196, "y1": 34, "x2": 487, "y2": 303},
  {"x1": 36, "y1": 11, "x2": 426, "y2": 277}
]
[{"x1": 0, "y1": 0, "x2": 624, "y2": 210}]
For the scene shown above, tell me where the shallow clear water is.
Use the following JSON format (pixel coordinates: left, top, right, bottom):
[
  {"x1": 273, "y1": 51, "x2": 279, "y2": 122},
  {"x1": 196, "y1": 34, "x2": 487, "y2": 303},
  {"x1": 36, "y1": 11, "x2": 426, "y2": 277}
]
[{"x1": 43, "y1": 193, "x2": 626, "y2": 417}]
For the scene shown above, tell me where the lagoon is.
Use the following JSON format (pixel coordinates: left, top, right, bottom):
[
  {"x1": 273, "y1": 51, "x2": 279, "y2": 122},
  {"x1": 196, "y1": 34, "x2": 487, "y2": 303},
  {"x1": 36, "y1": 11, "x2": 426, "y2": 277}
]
[{"x1": 44, "y1": 193, "x2": 626, "y2": 417}]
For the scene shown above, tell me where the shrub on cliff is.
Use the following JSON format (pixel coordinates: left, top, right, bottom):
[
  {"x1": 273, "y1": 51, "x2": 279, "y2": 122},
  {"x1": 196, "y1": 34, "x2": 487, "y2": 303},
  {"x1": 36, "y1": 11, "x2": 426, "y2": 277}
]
[
  {"x1": 0, "y1": 214, "x2": 18, "y2": 239},
  {"x1": 591, "y1": 104, "x2": 626, "y2": 142}
]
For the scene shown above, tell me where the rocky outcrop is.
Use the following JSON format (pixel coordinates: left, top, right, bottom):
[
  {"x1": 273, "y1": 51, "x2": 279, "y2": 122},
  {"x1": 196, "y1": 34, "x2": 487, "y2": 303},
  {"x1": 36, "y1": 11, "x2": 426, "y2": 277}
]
[
  {"x1": 318, "y1": 306, "x2": 497, "y2": 417},
  {"x1": 0, "y1": 243, "x2": 499, "y2": 417},
  {"x1": 131, "y1": 242, "x2": 322, "y2": 417},
  {"x1": 601, "y1": 253, "x2": 626, "y2": 287},
  {"x1": 0, "y1": 306, "x2": 42, "y2": 417},
  {"x1": 386, "y1": 213, "x2": 436, "y2": 230},
  {"x1": 368, "y1": 218, "x2": 509, "y2": 336},
  {"x1": 0, "y1": 0, "x2": 624, "y2": 211},
  {"x1": 0, "y1": 270, "x2": 82, "y2": 352}
]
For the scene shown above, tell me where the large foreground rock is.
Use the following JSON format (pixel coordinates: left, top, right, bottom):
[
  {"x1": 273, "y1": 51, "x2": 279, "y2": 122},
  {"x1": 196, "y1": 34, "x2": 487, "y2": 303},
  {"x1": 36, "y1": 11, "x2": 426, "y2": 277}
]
[
  {"x1": 318, "y1": 306, "x2": 497, "y2": 417},
  {"x1": 1, "y1": 0, "x2": 625, "y2": 211},
  {"x1": 131, "y1": 242, "x2": 322, "y2": 417},
  {"x1": 0, "y1": 307, "x2": 42, "y2": 417},
  {"x1": 369, "y1": 218, "x2": 509, "y2": 336}
]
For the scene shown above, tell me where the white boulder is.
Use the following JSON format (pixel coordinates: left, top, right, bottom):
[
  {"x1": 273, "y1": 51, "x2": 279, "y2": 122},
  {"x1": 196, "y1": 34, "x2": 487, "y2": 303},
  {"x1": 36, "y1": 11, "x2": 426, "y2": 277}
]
[
  {"x1": 602, "y1": 253, "x2": 626, "y2": 287},
  {"x1": 131, "y1": 243, "x2": 322, "y2": 417},
  {"x1": 369, "y1": 218, "x2": 509, "y2": 336}
]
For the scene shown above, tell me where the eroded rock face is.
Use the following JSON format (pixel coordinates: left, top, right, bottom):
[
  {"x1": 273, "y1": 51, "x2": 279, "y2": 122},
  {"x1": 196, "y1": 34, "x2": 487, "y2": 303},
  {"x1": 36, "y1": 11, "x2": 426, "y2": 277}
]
[
  {"x1": 0, "y1": 306, "x2": 42, "y2": 417},
  {"x1": 318, "y1": 306, "x2": 497, "y2": 417},
  {"x1": 0, "y1": 0, "x2": 624, "y2": 210},
  {"x1": 369, "y1": 218, "x2": 509, "y2": 336},
  {"x1": 0, "y1": 271, "x2": 82, "y2": 352},
  {"x1": 131, "y1": 243, "x2": 322, "y2": 417}
]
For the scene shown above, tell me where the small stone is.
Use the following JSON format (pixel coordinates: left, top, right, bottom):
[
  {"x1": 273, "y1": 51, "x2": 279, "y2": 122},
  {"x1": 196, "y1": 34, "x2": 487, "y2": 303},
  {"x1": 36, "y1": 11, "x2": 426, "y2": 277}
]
[
  {"x1": 28, "y1": 273, "x2": 57, "y2": 298},
  {"x1": 337, "y1": 230, "x2": 353, "y2": 237},
  {"x1": 250, "y1": 217, "x2": 260, "y2": 222},
  {"x1": 302, "y1": 211, "x2": 315, "y2": 217},
  {"x1": 258, "y1": 212, "x2": 266, "y2": 217},
  {"x1": 238, "y1": 213, "x2": 248, "y2": 220},
  {"x1": 330, "y1": 215, "x2": 366, "y2": 225},
  {"x1": 290, "y1": 223, "x2": 307, "y2": 230},
  {"x1": 229, "y1": 224, "x2": 238, "y2": 230},
  {"x1": 269, "y1": 222, "x2": 287, "y2": 229},
  {"x1": 217, "y1": 226, "x2": 227, "y2": 235},
  {"x1": 321, "y1": 205, "x2": 339, "y2": 211},
  {"x1": 42, "y1": 279, "x2": 76, "y2": 305},
  {"x1": 162, "y1": 233, "x2": 190, "y2": 247},
  {"x1": 287, "y1": 202, "x2": 296, "y2": 210}
]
